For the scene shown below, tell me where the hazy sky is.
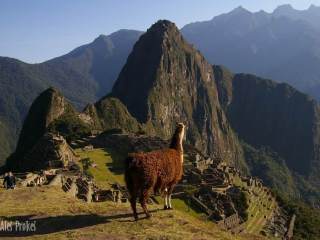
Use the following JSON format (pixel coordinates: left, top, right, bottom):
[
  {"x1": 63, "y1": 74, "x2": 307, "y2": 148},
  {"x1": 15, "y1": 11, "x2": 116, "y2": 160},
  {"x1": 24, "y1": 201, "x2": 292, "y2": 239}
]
[{"x1": 1, "y1": 0, "x2": 320, "y2": 63}]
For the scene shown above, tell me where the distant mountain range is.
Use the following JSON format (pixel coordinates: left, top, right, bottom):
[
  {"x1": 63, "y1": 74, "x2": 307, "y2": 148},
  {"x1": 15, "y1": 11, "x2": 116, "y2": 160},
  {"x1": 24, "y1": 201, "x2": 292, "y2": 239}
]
[{"x1": 181, "y1": 4, "x2": 320, "y2": 101}]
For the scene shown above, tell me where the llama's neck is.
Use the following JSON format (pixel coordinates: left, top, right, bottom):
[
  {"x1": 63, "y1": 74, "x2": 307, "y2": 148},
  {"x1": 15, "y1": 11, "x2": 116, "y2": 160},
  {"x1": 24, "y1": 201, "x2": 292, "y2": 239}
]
[{"x1": 169, "y1": 128, "x2": 184, "y2": 162}]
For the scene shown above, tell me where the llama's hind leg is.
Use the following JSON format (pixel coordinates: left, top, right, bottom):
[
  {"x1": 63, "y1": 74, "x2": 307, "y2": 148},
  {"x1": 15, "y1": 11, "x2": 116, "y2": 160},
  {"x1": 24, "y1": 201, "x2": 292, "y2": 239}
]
[
  {"x1": 140, "y1": 188, "x2": 152, "y2": 218},
  {"x1": 129, "y1": 194, "x2": 138, "y2": 221},
  {"x1": 167, "y1": 185, "x2": 175, "y2": 210}
]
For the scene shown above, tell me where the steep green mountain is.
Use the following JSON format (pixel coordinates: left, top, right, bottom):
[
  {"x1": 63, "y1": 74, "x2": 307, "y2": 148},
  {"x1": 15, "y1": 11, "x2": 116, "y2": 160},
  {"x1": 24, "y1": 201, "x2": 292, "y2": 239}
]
[
  {"x1": 181, "y1": 5, "x2": 320, "y2": 101},
  {"x1": 214, "y1": 65, "x2": 320, "y2": 204},
  {"x1": 107, "y1": 20, "x2": 245, "y2": 168},
  {"x1": 7, "y1": 87, "x2": 90, "y2": 171},
  {"x1": 0, "y1": 30, "x2": 142, "y2": 165}
]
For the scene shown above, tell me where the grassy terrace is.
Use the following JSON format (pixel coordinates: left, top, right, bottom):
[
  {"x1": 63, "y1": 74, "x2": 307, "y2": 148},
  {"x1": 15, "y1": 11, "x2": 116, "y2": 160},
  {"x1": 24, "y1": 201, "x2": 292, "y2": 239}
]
[
  {"x1": 245, "y1": 187, "x2": 276, "y2": 234},
  {"x1": 75, "y1": 148, "x2": 125, "y2": 188},
  {"x1": 232, "y1": 175, "x2": 277, "y2": 237}
]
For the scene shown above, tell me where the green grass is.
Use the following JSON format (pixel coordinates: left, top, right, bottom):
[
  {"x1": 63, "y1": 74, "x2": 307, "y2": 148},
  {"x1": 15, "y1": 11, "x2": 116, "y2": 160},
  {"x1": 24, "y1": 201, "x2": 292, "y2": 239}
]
[
  {"x1": 154, "y1": 196, "x2": 206, "y2": 220},
  {"x1": 75, "y1": 148, "x2": 125, "y2": 188}
]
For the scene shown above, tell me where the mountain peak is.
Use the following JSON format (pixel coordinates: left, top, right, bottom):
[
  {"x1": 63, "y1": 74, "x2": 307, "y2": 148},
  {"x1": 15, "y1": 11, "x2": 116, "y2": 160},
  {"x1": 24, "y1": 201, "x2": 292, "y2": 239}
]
[
  {"x1": 92, "y1": 34, "x2": 111, "y2": 45},
  {"x1": 146, "y1": 20, "x2": 180, "y2": 40},
  {"x1": 230, "y1": 6, "x2": 251, "y2": 15},
  {"x1": 148, "y1": 20, "x2": 177, "y2": 32},
  {"x1": 308, "y1": 4, "x2": 320, "y2": 10},
  {"x1": 111, "y1": 19, "x2": 186, "y2": 123},
  {"x1": 273, "y1": 4, "x2": 295, "y2": 14},
  {"x1": 45, "y1": 86, "x2": 61, "y2": 95}
]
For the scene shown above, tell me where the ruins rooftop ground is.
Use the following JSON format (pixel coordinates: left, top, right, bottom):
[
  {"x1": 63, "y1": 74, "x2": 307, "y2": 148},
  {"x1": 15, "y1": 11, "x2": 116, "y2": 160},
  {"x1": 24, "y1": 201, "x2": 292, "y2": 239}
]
[{"x1": 0, "y1": 186, "x2": 265, "y2": 240}]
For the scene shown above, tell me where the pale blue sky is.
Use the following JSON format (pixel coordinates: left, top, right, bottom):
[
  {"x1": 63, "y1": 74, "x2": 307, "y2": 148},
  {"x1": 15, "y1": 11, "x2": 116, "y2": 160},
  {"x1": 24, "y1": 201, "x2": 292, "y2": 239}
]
[{"x1": 1, "y1": 0, "x2": 320, "y2": 63}]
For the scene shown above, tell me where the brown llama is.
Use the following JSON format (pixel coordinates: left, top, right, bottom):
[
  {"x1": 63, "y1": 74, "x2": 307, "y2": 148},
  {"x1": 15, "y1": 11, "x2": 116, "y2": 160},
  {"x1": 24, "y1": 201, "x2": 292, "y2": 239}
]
[{"x1": 125, "y1": 123, "x2": 185, "y2": 220}]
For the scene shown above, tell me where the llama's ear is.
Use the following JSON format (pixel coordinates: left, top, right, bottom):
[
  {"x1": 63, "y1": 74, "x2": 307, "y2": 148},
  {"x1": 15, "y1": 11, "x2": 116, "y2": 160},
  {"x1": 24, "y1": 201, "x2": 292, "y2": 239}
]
[{"x1": 176, "y1": 122, "x2": 186, "y2": 128}]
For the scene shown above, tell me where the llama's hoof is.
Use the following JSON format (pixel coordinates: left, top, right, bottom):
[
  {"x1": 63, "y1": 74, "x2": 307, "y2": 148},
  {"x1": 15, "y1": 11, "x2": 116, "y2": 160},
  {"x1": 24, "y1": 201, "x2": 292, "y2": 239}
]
[
  {"x1": 164, "y1": 206, "x2": 173, "y2": 210},
  {"x1": 133, "y1": 215, "x2": 138, "y2": 221},
  {"x1": 146, "y1": 213, "x2": 152, "y2": 219}
]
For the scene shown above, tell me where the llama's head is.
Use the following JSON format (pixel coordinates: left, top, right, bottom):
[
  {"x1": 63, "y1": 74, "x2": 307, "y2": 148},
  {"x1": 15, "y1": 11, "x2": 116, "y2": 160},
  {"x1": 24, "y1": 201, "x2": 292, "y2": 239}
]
[
  {"x1": 170, "y1": 122, "x2": 186, "y2": 152},
  {"x1": 176, "y1": 122, "x2": 185, "y2": 142}
]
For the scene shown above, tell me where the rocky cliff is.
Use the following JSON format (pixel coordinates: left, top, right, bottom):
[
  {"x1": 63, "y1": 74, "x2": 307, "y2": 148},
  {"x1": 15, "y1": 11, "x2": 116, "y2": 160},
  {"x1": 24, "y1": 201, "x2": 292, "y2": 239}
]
[
  {"x1": 230, "y1": 74, "x2": 320, "y2": 176},
  {"x1": 214, "y1": 65, "x2": 320, "y2": 202}
]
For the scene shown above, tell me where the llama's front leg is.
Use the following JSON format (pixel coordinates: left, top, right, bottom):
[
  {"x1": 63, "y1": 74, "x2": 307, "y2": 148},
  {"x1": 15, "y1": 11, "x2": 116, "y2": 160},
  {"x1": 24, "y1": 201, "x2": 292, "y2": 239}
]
[
  {"x1": 163, "y1": 187, "x2": 169, "y2": 210},
  {"x1": 140, "y1": 188, "x2": 152, "y2": 218}
]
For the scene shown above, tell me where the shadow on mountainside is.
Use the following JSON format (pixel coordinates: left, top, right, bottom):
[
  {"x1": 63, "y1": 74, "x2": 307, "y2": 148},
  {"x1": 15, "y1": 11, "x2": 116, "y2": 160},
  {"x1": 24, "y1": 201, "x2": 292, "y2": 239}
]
[{"x1": 0, "y1": 210, "x2": 159, "y2": 237}]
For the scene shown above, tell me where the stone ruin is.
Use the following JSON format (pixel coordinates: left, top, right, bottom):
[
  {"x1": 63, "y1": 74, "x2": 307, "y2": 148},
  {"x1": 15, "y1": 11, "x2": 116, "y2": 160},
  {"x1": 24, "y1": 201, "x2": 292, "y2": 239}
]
[
  {"x1": 93, "y1": 183, "x2": 129, "y2": 203},
  {"x1": 23, "y1": 133, "x2": 79, "y2": 170},
  {"x1": 59, "y1": 173, "x2": 130, "y2": 204},
  {"x1": 180, "y1": 164, "x2": 245, "y2": 231}
]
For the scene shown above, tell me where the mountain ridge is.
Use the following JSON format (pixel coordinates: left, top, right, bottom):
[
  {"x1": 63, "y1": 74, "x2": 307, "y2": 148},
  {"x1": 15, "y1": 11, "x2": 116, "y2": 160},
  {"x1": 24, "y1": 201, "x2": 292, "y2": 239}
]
[{"x1": 181, "y1": 4, "x2": 320, "y2": 102}]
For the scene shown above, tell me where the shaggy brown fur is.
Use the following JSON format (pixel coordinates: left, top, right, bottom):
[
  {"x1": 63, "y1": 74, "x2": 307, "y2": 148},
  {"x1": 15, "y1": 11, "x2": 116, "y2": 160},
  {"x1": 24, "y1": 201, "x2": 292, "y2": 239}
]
[{"x1": 125, "y1": 123, "x2": 185, "y2": 220}]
